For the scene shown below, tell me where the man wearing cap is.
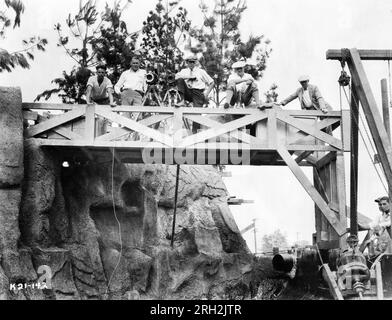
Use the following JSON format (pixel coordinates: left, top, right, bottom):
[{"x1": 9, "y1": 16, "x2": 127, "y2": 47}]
[
  {"x1": 278, "y1": 76, "x2": 332, "y2": 113},
  {"x1": 370, "y1": 196, "x2": 391, "y2": 233},
  {"x1": 224, "y1": 61, "x2": 261, "y2": 109},
  {"x1": 86, "y1": 64, "x2": 116, "y2": 107},
  {"x1": 175, "y1": 55, "x2": 214, "y2": 108},
  {"x1": 364, "y1": 196, "x2": 392, "y2": 258}
]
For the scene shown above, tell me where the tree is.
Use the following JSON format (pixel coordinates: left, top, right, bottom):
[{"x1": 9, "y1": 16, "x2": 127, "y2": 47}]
[
  {"x1": 140, "y1": 0, "x2": 191, "y2": 94},
  {"x1": 36, "y1": 0, "x2": 136, "y2": 104},
  {"x1": 261, "y1": 229, "x2": 289, "y2": 252},
  {"x1": 188, "y1": 0, "x2": 274, "y2": 106},
  {"x1": 0, "y1": 0, "x2": 47, "y2": 72}
]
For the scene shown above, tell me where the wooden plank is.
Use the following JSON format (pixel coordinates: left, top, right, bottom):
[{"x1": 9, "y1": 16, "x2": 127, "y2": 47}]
[
  {"x1": 173, "y1": 107, "x2": 183, "y2": 145},
  {"x1": 327, "y1": 49, "x2": 392, "y2": 61},
  {"x1": 348, "y1": 48, "x2": 392, "y2": 191},
  {"x1": 321, "y1": 264, "x2": 344, "y2": 300},
  {"x1": 179, "y1": 113, "x2": 268, "y2": 148},
  {"x1": 295, "y1": 151, "x2": 314, "y2": 164},
  {"x1": 289, "y1": 117, "x2": 341, "y2": 145},
  {"x1": 95, "y1": 107, "x2": 173, "y2": 147},
  {"x1": 286, "y1": 145, "x2": 339, "y2": 152},
  {"x1": 294, "y1": 151, "x2": 318, "y2": 165},
  {"x1": 277, "y1": 112, "x2": 343, "y2": 150},
  {"x1": 375, "y1": 261, "x2": 384, "y2": 300},
  {"x1": 185, "y1": 114, "x2": 261, "y2": 145},
  {"x1": 26, "y1": 107, "x2": 86, "y2": 138},
  {"x1": 278, "y1": 147, "x2": 347, "y2": 236},
  {"x1": 23, "y1": 110, "x2": 38, "y2": 121},
  {"x1": 316, "y1": 152, "x2": 337, "y2": 169},
  {"x1": 268, "y1": 108, "x2": 277, "y2": 148},
  {"x1": 22, "y1": 103, "x2": 75, "y2": 111},
  {"x1": 85, "y1": 104, "x2": 96, "y2": 142},
  {"x1": 96, "y1": 114, "x2": 171, "y2": 142},
  {"x1": 53, "y1": 127, "x2": 84, "y2": 140},
  {"x1": 336, "y1": 152, "x2": 348, "y2": 248}
]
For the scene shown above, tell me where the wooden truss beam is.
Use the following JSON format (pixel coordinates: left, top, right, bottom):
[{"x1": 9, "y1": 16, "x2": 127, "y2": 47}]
[
  {"x1": 326, "y1": 49, "x2": 392, "y2": 61},
  {"x1": 277, "y1": 147, "x2": 347, "y2": 236}
]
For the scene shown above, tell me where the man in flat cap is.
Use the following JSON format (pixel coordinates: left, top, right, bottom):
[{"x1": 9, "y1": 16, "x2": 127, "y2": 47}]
[
  {"x1": 278, "y1": 75, "x2": 332, "y2": 113},
  {"x1": 175, "y1": 54, "x2": 215, "y2": 108},
  {"x1": 365, "y1": 196, "x2": 392, "y2": 258},
  {"x1": 224, "y1": 61, "x2": 261, "y2": 109}
]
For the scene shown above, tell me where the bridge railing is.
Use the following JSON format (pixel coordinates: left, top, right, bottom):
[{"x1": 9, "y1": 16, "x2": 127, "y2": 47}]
[{"x1": 22, "y1": 103, "x2": 350, "y2": 166}]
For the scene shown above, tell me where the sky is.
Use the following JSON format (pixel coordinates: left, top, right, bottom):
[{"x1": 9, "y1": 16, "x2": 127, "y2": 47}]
[{"x1": 2, "y1": 0, "x2": 392, "y2": 251}]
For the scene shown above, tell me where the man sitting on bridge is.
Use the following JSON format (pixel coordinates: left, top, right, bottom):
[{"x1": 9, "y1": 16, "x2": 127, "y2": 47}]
[
  {"x1": 175, "y1": 54, "x2": 214, "y2": 108},
  {"x1": 224, "y1": 61, "x2": 261, "y2": 109},
  {"x1": 277, "y1": 75, "x2": 332, "y2": 113},
  {"x1": 86, "y1": 64, "x2": 116, "y2": 107}
]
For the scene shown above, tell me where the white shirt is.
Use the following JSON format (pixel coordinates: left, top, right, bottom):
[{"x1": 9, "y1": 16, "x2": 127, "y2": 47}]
[
  {"x1": 115, "y1": 69, "x2": 147, "y2": 94},
  {"x1": 302, "y1": 89, "x2": 313, "y2": 109},
  {"x1": 228, "y1": 73, "x2": 254, "y2": 93},
  {"x1": 87, "y1": 76, "x2": 113, "y2": 99},
  {"x1": 370, "y1": 211, "x2": 391, "y2": 229},
  {"x1": 175, "y1": 67, "x2": 214, "y2": 90}
]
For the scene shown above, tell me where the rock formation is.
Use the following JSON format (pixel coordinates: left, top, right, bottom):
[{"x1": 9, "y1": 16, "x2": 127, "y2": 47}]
[{"x1": 0, "y1": 87, "x2": 254, "y2": 299}]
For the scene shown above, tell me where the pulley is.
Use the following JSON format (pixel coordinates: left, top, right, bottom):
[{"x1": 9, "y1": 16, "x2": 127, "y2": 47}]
[{"x1": 338, "y1": 70, "x2": 351, "y2": 87}]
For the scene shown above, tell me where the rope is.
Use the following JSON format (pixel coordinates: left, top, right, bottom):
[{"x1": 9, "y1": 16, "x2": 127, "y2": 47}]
[
  {"x1": 341, "y1": 87, "x2": 389, "y2": 194},
  {"x1": 105, "y1": 147, "x2": 124, "y2": 297}
]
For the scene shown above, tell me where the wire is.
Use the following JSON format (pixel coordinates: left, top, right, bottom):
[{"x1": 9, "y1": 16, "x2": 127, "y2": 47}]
[
  {"x1": 105, "y1": 147, "x2": 124, "y2": 297},
  {"x1": 341, "y1": 87, "x2": 389, "y2": 194}
]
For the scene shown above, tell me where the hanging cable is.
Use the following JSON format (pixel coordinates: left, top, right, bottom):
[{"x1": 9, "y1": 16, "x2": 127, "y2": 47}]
[
  {"x1": 341, "y1": 87, "x2": 389, "y2": 194},
  {"x1": 105, "y1": 147, "x2": 124, "y2": 297}
]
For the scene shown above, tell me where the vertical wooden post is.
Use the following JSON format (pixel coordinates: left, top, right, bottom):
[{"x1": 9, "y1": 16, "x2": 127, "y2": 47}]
[
  {"x1": 381, "y1": 79, "x2": 391, "y2": 141},
  {"x1": 350, "y1": 88, "x2": 359, "y2": 236},
  {"x1": 85, "y1": 104, "x2": 96, "y2": 143}
]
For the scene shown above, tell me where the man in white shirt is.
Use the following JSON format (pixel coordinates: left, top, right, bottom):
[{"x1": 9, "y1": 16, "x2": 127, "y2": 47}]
[
  {"x1": 115, "y1": 56, "x2": 147, "y2": 109},
  {"x1": 86, "y1": 64, "x2": 116, "y2": 106},
  {"x1": 278, "y1": 75, "x2": 332, "y2": 113},
  {"x1": 365, "y1": 196, "x2": 392, "y2": 258},
  {"x1": 224, "y1": 61, "x2": 261, "y2": 109},
  {"x1": 175, "y1": 55, "x2": 214, "y2": 108}
]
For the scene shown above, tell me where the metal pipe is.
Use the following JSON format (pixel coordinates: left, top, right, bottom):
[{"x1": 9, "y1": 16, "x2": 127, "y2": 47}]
[
  {"x1": 170, "y1": 165, "x2": 181, "y2": 248},
  {"x1": 272, "y1": 254, "x2": 295, "y2": 273}
]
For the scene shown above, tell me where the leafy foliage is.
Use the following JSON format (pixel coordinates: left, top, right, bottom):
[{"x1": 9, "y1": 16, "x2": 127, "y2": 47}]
[
  {"x1": 140, "y1": 0, "x2": 191, "y2": 92},
  {"x1": 0, "y1": 0, "x2": 47, "y2": 72},
  {"x1": 36, "y1": 0, "x2": 136, "y2": 104},
  {"x1": 261, "y1": 229, "x2": 289, "y2": 252},
  {"x1": 188, "y1": 0, "x2": 274, "y2": 105}
]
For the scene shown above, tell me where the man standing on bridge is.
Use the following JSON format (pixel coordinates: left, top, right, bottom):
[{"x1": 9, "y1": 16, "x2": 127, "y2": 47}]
[
  {"x1": 278, "y1": 75, "x2": 332, "y2": 113},
  {"x1": 115, "y1": 56, "x2": 147, "y2": 118}
]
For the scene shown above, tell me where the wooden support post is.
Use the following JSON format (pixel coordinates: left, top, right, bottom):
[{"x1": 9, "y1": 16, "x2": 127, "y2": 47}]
[
  {"x1": 350, "y1": 87, "x2": 359, "y2": 236},
  {"x1": 253, "y1": 219, "x2": 257, "y2": 254},
  {"x1": 381, "y1": 79, "x2": 391, "y2": 141},
  {"x1": 375, "y1": 261, "x2": 384, "y2": 300},
  {"x1": 85, "y1": 104, "x2": 96, "y2": 143},
  {"x1": 278, "y1": 147, "x2": 347, "y2": 236}
]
